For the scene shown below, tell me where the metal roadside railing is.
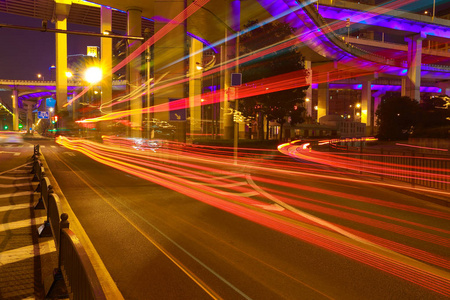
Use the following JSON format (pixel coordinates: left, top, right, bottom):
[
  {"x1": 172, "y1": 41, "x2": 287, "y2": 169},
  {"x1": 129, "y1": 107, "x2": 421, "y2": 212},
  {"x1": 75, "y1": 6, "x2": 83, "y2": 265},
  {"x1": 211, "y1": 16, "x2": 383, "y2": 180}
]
[
  {"x1": 31, "y1": 144, "x2": 106, "y2": 300},
  {"x1": 326, "y1": 139, "x2": 450, "y2": 191}
]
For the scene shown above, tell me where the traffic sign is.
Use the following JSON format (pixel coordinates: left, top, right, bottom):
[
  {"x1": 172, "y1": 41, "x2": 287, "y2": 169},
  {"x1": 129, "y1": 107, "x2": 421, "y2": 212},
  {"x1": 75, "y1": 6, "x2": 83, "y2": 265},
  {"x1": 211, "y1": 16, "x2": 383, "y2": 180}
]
[
  {"x1": 169, "y1": 98, "x2": 186, "y2": 121},
  {"x1": 38, "y1": 111, "x2": 49, "y2": 119}
]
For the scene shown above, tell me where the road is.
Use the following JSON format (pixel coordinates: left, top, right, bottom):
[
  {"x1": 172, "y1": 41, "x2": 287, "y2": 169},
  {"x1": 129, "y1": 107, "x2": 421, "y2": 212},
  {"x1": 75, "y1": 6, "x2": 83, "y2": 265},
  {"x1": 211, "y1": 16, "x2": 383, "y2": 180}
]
[{"x1": 17, "y1": 138, "x2": 450, "y2": 299}]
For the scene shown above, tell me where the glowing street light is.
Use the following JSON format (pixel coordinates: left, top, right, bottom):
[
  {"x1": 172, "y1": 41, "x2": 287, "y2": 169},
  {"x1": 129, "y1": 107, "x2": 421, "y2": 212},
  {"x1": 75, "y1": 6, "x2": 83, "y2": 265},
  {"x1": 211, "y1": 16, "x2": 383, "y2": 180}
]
[
  {"x1": 37, "y1": 73, "x2": 44, "y2": 80},
  {"x1": 84, "y1": 66, "x2": 102, "y2": 84}
]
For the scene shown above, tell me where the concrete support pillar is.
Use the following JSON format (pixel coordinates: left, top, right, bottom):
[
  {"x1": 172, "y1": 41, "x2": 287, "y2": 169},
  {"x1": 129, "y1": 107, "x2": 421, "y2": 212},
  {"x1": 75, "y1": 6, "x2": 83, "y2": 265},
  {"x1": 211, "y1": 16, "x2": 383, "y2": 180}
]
[
  {"x1": 127, "y1": 7, "x2": 142, "y2": 138},
  {"x1": 27, "y1": 104, "x2": 33, "y2": 132},
  {"x1": 405, "y1": 32, "x2": 426, "y2": 102},
  {"x1": 101, "y1": 6, "x2": 113, "y2": 115},
  {"x1": 23, "y1": 101, "x2": 34, "y2": 133},
  {"x1": 189, "y1": 37, "x2": 203, "y2": 137},
  {"x1": 401, "y1": 77, "x2": 406, "y2": 97},
  {"x1": 154, "y1": 0, "x2": 186, "y2": 141},
  {"x1": 305, "y1": 60, "x2": 312, "y2": 117},
  {"x1": 220, "y1": 40, "x2": 229, "y2": 137},
  {"x1": 222, "y1": 0, "x2": 240, "y2": 139},
  {"x1": 12, "y1": 89, "x2": 19, "y2": 131},
  {"x1": 317, "y1": 80, "x2": 329, "y2": 122},
  {"x1": 358, "y1": 73, "x2": 378, "y2": 135},
  {"x1": 54, "y1": 0, "x2": 71, "y2": 112},
  {"x1": 361, "y1": 81, "x2": 371, "y2": 126}
]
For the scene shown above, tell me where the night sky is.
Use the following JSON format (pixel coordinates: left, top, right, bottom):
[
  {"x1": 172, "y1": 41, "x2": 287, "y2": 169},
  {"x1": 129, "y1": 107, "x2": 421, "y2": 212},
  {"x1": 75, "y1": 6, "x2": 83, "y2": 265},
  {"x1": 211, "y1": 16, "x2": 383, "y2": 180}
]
[{"x1": 0, "y1": 12, "x2": 101, "y2": 106}]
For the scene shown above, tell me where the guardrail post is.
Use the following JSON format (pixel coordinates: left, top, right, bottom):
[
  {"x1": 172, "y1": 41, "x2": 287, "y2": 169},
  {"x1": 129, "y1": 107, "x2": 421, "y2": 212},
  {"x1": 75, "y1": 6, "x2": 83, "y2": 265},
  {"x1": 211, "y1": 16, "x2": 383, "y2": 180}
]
[
  {"x1": 31, "y1": 144, "x2": 40, "y2": 161},
  {"x1": 45, "y1": 213, "x2": 69, "y2": 299},
  {"x1": 38, "y1": 184, "x2": 54, "y2": 237},
  {"x1": 34, "y1": 178, "x2": 49, "y2": 210}
]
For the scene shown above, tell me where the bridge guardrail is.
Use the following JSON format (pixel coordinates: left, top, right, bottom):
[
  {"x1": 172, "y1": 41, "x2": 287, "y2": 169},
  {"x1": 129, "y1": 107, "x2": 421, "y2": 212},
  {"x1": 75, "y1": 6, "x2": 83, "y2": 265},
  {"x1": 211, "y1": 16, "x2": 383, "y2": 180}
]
[
  {"x1": 326, "y1": 140, "x2": 450, "y2": 191},
  {"x1": 32, "y1": 144, "x2": 107, "y2": 299}
]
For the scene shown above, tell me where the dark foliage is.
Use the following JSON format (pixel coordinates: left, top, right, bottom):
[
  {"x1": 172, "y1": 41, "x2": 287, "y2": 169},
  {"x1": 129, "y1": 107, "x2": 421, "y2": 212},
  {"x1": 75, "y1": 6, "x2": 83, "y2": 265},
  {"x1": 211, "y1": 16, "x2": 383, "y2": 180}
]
[
  {"x1": 376, "y1": 95, "x2": 450, "y2": 140},
  {"x1": 376, "y1": 96, "x2": 420, "y2": 140}
]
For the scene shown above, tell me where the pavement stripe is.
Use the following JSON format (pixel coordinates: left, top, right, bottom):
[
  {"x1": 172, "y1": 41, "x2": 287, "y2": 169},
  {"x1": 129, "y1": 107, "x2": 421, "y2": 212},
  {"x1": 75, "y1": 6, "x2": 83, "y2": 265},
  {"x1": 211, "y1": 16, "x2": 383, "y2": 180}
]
[
  {"x1": 0, "y1": 191, "x2": 35, "y2": 199},
  {"x1": 0, "y1": 176, "x2": 33, "y2": 180},
  {"x1": 0, "y1": 240, "x2": 56, "y2": 267},
  {"x1": 0, "y1": 203, "x2": 33, "y2": 212},
  {"x1": 6, "y1": 170, "x2": 30, "y2": 174},
  {"x1": 14, "y1": 152, "x2": 21, "y2": 156},
  {"x1": 0, "y1": 182, "x2": 35, "y2": 188},
  {"x1": 0, "y1": 216, "x2": 47, "y2": 233}
]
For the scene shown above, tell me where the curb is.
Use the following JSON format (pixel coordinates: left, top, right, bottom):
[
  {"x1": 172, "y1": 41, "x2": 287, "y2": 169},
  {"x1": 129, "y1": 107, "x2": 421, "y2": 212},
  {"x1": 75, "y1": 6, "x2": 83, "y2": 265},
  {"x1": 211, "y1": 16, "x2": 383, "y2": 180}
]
[{"x1": 38, "y1": 149, "x2": 124, "y2": 300}]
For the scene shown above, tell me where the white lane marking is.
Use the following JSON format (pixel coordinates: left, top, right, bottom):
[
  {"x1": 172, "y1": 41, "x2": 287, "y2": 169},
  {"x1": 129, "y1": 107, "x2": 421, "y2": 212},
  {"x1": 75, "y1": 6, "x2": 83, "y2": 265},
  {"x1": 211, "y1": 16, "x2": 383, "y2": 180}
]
[
  {"x1": 0, "y1": 240, "x2": 56, "y2": 266},
  {"x1": 245, "y1": 174, "x2": 387, "y2": 250},
  {"x1": 0, "y1": 162, "x2": 33, "y2": 176},
  {"x1": 0, "y1": 191, "x2": 35, "y2": 199},
  {"x1": 0, "y1": 203, "x2": 33, "y2": 212},
  {"x1": 5, "y1": 170, "x2": 28, "y2": 174},
  {"x1": 13, "y1": 152, "x2": 20, "y2": 156},
  {"x1": 0, "y1": 182, "x2": 34, "y2": 188},
  {"x1": 51, "y1": 145, "x2": 56, "y2": 148},
  {"x1": 0, "y1": 151, "x2": 15, "y2": 154},
  {"x1": 0, "y1": 216, "x2": 47, "y2": 233},
  {"x1": 216, "y1": 190, "x2": 260, "y2": 197},
  {"x1": 0, "y1": 176, "x2": 33, "y2": 180},
  {"x1": 64, "y1": 152, "x2": 76, "y2": 156}
]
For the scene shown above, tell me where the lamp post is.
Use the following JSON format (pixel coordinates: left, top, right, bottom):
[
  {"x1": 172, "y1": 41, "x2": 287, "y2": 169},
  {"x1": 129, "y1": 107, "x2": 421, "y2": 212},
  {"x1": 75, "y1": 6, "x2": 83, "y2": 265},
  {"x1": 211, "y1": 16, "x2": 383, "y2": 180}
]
[
  {"x1": 144, "y1": 27, "x2": 152, "y2": 140},
  {"x1": 37, "y1": 73, "x2": 44, "y2": 81},
  {"x1": 49, "y1": 107, "x2": 54, "y2": 132}
]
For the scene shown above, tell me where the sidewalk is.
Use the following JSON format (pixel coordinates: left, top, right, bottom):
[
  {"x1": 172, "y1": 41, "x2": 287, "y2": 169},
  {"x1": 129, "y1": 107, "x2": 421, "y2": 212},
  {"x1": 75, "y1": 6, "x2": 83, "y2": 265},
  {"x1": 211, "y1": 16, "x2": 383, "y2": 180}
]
[{"x1": 0, "y1": 157, "x2": 56, "y2": 299}]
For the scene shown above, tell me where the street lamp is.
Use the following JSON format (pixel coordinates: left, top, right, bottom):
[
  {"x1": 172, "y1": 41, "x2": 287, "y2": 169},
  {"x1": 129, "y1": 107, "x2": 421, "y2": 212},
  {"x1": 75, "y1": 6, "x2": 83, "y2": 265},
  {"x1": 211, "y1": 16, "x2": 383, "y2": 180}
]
[
  {"x1": 37, "y1": 73, "x2": 44, "y2": 81},
  {"x1": 84, "y1": 67, "x2": 102, "y2": 84}
]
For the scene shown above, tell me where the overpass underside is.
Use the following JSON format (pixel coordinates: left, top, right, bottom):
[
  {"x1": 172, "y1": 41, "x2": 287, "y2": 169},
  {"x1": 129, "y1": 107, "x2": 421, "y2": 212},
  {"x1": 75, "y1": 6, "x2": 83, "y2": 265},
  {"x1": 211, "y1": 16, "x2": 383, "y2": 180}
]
[{"x1": 2, "y1": 0, "x2": 450, "y2": 137}]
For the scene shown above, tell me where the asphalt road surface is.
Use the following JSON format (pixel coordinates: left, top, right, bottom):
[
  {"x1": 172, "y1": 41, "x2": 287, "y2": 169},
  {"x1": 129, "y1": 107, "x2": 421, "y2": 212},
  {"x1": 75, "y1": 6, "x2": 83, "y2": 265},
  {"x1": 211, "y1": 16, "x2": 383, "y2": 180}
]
[{"x1": 25, "y1": 138, "x2": 450, "y2": 299}]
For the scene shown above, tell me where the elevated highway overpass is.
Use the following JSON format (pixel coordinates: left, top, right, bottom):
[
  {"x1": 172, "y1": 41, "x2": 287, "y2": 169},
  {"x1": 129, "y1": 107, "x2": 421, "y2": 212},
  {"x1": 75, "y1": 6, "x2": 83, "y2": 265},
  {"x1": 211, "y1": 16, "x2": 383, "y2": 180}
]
[{"x1": 1, "y1": 0, "x2": 450, "y2": 134}]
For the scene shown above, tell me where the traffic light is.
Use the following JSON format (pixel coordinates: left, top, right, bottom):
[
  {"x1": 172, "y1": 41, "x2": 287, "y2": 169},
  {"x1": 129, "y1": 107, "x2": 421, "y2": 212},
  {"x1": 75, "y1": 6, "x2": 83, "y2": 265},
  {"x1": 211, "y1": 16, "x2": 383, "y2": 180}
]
[
  {"x1": 3, "y1": 125, "x2": 8, "y2": 130},
  {"x1": 19, "y1": 124, "x2": 23, "y2": 129}
]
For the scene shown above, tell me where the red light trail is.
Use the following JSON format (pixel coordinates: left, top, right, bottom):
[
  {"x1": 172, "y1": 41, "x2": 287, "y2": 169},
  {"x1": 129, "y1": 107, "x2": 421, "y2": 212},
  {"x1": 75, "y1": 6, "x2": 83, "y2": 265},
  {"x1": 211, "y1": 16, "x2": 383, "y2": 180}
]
[{"x1": 57, "y1": 136, "x2": 450, "y2": 297}]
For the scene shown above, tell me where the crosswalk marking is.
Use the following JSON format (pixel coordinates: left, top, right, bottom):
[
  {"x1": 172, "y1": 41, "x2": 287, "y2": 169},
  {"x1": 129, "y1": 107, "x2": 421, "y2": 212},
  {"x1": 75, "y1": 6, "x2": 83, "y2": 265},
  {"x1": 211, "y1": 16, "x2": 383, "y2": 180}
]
[
  {"x1": 0, "y1": 144, "x2": 23, "y2": 148},
  {"x1": 0, "y1": 239, "x2": 56, "y2": 266},
  {"x1": 0, "y1": 176, "x2": 33, "y2": 181},
  {"x1": 0, "y1": 191, "x2": 35, "y2": 199}
]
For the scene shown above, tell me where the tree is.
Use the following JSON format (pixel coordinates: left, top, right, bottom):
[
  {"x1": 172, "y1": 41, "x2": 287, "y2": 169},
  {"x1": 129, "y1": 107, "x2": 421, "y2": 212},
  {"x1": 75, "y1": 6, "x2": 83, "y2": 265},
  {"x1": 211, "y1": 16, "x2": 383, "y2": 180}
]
[
  {"x1": 375, "y1": 96, "x2": 420, "y2": 140},
  {"x1": 414, "y1": 95, "x2": 450, "y2": 138},
  {"x1": 239, "y1": 20, "x2": 308, "y2": 141}
]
